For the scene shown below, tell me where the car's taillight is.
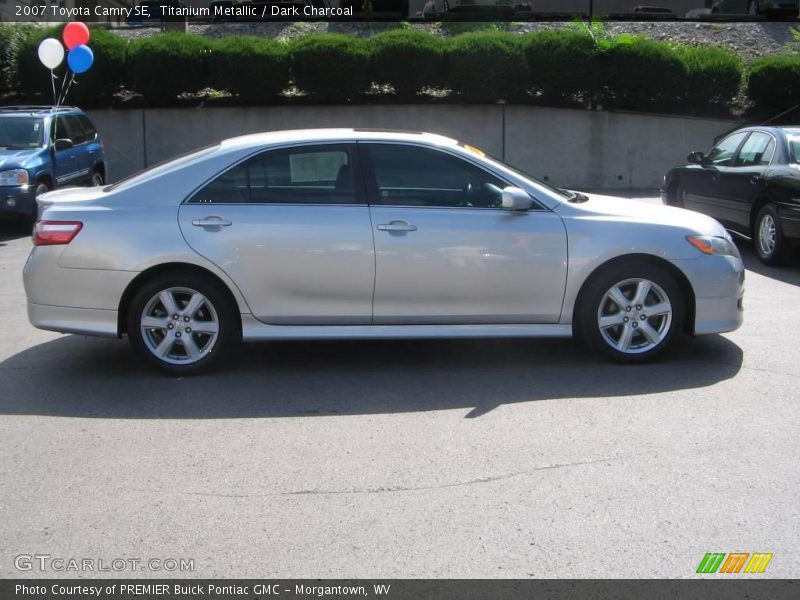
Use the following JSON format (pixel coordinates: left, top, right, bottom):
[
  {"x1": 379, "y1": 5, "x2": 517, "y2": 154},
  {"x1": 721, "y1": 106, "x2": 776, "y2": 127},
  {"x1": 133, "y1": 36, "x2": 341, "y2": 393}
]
[{"x1": 33, "y1": 221, "x2": 83, "y2": 246}]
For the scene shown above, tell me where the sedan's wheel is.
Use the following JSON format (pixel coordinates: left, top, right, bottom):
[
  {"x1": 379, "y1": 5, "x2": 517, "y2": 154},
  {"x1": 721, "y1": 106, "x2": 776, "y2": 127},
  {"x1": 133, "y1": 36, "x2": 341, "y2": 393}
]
[
  {"x1": 754, "y1": 204, "x2": 786, "y2": 266},
  {"x1": 127, "y1": 272, "x2": 239, "y2": 375},
  {"x1": 673, "y1": 184, "x2": 687, "y2": 208},
  {"x1": 577, "y1": 262, "x2": 683, "y2": 363}
]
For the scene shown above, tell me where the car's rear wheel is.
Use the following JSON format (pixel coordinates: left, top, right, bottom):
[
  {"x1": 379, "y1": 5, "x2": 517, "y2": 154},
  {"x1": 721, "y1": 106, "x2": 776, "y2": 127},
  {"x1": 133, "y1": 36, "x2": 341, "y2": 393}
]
[
  {"x1": 90, "y1": 170, "x2": 104, "y2": 186},
  {"x1": 754, "y1": 204, "x2": 786, "y2": 266},
  {"x1": 127, "y1": 272, "x2": 240, "y2": 375},
  {"x1": 577, "y1": 261, "x2": 684, "y2": 363}
]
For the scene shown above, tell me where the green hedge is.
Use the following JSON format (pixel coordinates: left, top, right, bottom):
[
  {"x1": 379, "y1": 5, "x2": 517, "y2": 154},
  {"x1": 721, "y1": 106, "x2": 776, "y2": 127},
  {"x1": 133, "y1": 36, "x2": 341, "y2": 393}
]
[
  {"x1": 522, "y1": 29, "x2": 599, "y2": 104},
  {"x1": 0, "y1": 27, "x2": 777, "y2": 116},
  {"x1": 445, "y1": 31, "x2": 525, "y2": 102},
  {"x1": 599, "y1": 35, "x2": 686, "y2": 111},
  {"x1": 290, "y1": 34, "x2": 369, "y2": 102},
  {"x1": 369, "y1": 29, "x2": 444, "y2": 99},
  {"x1": 207, "y1": 36, "x2": 289, "y2": 102},
  {"x1": 674, "y1": 44, "x2": 743, "y2": 109},
  {"x1": 15, "y1": 26, "x2": 126, "y2": 105},
  {"x1": 747, "y1": 54, "x2": 800, "y2": 114},
  {"x1": 126, "y1": 33, "x2": 209, "y2": 104}
]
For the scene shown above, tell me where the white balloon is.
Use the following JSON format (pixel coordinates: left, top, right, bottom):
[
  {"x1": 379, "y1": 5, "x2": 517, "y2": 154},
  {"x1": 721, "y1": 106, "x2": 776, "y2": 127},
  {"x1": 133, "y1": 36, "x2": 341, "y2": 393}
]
[{"x1": 37, "y1": 38, "x2": 64, "y2": 70}]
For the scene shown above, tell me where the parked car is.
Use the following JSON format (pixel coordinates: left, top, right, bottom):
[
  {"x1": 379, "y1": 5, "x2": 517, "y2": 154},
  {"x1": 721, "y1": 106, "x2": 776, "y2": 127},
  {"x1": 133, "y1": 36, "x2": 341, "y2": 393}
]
[
  {"x1": 662, "y1": 126, "x2": 800, "y2": 265},
  {"x1": 0, "y1": 106, "x2": 106, "y2": 225},
  {"x1": 711, "y1": 0, "x2": 799, "y2": 16},
  {"x1": 24, "y1": 129, "x2": 744, "y2": 374}
]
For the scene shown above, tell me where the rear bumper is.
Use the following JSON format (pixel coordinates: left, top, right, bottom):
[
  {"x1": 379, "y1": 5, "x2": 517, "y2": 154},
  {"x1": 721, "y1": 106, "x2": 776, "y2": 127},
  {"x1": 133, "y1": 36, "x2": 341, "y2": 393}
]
[{"x1": 27, "y1": 302, "x2": 119, "y2": 338}]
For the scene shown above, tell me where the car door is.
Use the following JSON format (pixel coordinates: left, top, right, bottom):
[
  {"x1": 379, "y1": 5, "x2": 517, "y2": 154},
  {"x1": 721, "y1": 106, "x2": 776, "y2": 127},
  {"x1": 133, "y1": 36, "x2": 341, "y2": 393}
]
[
  {"x1": 682, "y1": 131, "x2": 749, "y2": 221},
  {"x1": 360, "y1": 142, "x2": 568, "y2": 325},
  {"x1": 718, "y1": 131, "x2": 776, "y2": 231},
  {"x1": 50, "y1": 116, "x2": 81, "y2": 188},
  {"x1": 179, "y1": 142, "x2": 376, "y2": 325}
]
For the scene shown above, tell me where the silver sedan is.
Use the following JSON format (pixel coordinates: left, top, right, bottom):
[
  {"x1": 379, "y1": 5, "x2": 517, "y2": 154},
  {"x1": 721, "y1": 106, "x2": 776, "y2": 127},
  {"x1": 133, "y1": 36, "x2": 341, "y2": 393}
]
[{"x1": 23, "y1": 129, "x2": 744, "y2": 374}]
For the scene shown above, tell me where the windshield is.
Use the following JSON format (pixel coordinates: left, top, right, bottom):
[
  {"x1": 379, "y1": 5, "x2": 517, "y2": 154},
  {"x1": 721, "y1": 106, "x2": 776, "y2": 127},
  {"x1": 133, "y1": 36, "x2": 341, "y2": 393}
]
[
  {"x1": 461, "y1": 145, "x2": 573, "y2": 200},
  {"x1": 105, "y1": 144, "x2": 221, "y2": 192},
  {"x1": 0, "y1": 117, "x2": 44, "y2": 150}
]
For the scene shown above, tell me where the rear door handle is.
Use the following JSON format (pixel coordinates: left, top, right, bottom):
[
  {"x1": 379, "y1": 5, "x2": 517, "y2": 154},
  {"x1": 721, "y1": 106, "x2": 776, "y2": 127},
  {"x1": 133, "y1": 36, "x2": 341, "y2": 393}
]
[
  {"x1": 377, "y1": 221, "x2": 417, "y2": 232},
  {"x1": 750, "y1": 175, "x2": 762, "y2": 185},
  {"x1": 192, "y1": 216, "x2": 232, "y2": 228}
]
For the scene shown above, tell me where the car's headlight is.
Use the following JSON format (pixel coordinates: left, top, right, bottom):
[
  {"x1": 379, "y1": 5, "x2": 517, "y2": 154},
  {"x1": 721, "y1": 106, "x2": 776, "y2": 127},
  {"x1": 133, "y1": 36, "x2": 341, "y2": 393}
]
[
  {"x1": 0, "y1": 169, "x2": 29, "y2": 186},
  {"x1": 687, "y1": 234, "x2": 740, "y2": 258}
]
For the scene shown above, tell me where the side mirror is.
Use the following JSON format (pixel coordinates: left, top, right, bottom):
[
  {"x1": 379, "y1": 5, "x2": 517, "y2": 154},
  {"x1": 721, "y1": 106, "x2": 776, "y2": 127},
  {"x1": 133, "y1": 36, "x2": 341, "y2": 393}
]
[
  {"x1": 501, "y1": 186, "x2": 533, "y2": 211},
  {"x1": 54, "y1": 138, "x2": 74, "y2": 151},
  {"x1": 687, "y1": 151, "x2": 707, "y2": 165}
]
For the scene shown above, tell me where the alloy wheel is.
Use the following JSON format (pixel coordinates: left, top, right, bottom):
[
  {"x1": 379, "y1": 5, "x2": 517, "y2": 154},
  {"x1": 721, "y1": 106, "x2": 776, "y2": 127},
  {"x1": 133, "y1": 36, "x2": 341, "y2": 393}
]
[
  {"x1": 597, "y1": 278, "x2": 673, "y2": 355},
  {"x1": 140, "y1": 287, "x2": 220, "y2": 365},
  {"x1": 757, "y1": 213, "x2": 776, "y2": 257}
]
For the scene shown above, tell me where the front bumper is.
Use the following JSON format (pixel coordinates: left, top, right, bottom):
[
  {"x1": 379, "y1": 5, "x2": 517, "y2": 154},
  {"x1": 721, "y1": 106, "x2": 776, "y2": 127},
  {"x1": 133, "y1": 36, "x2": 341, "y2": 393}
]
[
  {"x1": 671, "y1": 254, "x2": 745, "y2": 336},
  {"x1": 0, "y1": 185, "x2": 36, "y2": 217}
]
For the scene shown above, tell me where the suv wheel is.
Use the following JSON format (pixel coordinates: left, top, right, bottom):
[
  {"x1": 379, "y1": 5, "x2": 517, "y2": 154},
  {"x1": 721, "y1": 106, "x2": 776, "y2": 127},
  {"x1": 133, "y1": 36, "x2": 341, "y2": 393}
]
[
  {"x1": 90, "y1": 171, "x2": 104, "y2": 186},
  {"x1": 577, "y1": 261, "x2": 683, "y2": 363},
  {"x1": 127, "y1": 271, "x2": 240, "y2": 375},
  {"x1": 25, "y1": 181, "x2": 51, "y2": 227}
]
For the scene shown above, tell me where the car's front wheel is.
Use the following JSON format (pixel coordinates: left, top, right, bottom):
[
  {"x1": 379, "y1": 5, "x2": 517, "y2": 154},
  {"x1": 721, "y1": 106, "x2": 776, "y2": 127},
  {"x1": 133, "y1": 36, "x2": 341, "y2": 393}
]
[
  {"x1": 754, "y1": 204, "x2": 786, "y2": 266},
  {"x1": 577, "y1": 261, "x2": 684, "y2": 363},
  {"x1": 127, "y1": 271, "x2": 240, "y2": 375}
]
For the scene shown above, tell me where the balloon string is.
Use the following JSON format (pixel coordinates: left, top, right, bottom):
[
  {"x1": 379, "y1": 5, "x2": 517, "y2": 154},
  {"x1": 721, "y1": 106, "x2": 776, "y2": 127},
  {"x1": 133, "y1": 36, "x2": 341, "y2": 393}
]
[
  {"x1": 59, "y1": 73, "x2": 76, "y2": 107},
  {"x1": 55, "y1": 68, "x2": 70, "y2": 110},
  {"x1": 50, "y1": 69, "x2": 57, "y2": 105}
]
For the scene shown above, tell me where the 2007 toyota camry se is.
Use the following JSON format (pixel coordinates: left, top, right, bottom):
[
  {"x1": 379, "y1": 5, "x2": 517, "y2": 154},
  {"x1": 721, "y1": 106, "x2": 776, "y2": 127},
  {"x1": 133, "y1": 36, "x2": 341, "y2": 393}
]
[{"x1": 23, "y1": 129, "x2": 744, "y2": 374}]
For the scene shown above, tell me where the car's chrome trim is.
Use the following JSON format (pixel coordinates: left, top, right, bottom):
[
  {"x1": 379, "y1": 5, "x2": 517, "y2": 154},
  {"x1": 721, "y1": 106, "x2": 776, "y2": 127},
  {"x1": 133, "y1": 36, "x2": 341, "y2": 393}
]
[{"x1": 240, "y1": 315, "x2": 573, "y2": 340}]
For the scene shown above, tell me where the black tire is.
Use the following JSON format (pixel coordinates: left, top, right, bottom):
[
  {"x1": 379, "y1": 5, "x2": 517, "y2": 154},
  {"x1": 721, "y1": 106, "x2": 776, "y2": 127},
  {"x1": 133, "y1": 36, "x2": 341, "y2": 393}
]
[
  {"x1": 24, "y1": 181, "x2": 51, "y2": 228},
  {"x1": 90, "y1": 170, "x2": 104, "y2": 187},
  {"x1": 126, "y1": 271, "x2": 240, "y2": 375},
  {"x1": 672, "y1": 183, "x2": 687, "y2": 209},
  {"x1": 576, "y1": 260, "x2": 684, "y2": 364},
  {"x1": 754, "y1": 204, "x2": 786, "y2": 266},
  {"x1": 748, "y1": 0, "x2": 760, "y2": 15}
]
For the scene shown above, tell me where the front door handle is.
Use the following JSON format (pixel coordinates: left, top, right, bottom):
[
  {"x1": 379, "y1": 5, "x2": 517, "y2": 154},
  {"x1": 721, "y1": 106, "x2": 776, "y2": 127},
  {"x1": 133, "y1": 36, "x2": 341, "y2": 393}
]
[
  {"x1": 750, "y1": 175, "x2": 762, "y2": 185},
  {"x1": 377, "y1": 221, "x2": 417, "y2": 232},
  {"x1": 192, "y1": 216, "x2": 232, "y2": 228}
]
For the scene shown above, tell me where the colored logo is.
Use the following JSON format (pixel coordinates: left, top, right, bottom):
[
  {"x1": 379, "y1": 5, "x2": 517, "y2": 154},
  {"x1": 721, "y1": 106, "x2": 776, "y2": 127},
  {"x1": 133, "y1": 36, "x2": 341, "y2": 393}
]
[{"x1": 696, "y1": 552, "x2": 773, "y2": 574}]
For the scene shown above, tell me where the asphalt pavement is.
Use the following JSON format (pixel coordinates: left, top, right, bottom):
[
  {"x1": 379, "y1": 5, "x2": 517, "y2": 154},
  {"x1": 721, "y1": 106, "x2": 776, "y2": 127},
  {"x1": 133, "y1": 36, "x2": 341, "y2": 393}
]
[{"x1": 0, "y1": 198, "x2": 798, "y2": 578}]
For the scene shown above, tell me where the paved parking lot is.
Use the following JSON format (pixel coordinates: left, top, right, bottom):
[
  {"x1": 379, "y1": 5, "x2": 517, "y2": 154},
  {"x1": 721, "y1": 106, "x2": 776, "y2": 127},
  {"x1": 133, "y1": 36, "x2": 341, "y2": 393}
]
[{"x1": 0, "y1": 200, "x2": 798, "y2": 578}]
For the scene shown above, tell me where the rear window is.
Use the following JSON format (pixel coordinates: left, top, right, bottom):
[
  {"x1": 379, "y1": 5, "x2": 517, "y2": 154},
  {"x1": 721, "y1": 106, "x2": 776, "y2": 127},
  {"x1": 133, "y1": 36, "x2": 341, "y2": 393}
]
[{"x1": 105, "y1": 144, "x2": 220, "y2": 192}]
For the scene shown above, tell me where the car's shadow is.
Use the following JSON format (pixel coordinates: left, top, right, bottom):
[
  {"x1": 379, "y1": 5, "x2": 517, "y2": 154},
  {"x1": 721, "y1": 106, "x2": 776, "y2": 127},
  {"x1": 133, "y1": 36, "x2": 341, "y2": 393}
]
[
  {"x1": 0, "y1": 333, "x2": 743, "y2": 419},
  {"x1": 738, "y1": 242, "x2": 800, "y2": 287}
]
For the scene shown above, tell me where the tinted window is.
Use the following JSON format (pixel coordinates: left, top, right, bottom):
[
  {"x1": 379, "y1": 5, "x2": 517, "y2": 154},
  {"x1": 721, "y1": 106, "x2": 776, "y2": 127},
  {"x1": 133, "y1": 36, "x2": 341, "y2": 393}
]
[
  {"x1": 708, "y1": 132, "x2": 748, "y2": 166},
  {"x1": 789, "y1": 136, "x2": 800, "y2": 164},
  {"x1": 51, "y1": 116, "x2": 82, "y2": 144},
  {"x1": 189, "y1": 144, "x2": 356, "y2": 205},
  {"x1": 365, "y1": 144, "x2": 506, "y2": 208},
  {"x1": 78, "y1": 115, "x2": 97, "y2": 142},
  {"x1": 0, "y1": 117, "x2": 44, "y2": 149},
  {"x1": 737, "y1": 133, "x2": 775, "y2": 167}
]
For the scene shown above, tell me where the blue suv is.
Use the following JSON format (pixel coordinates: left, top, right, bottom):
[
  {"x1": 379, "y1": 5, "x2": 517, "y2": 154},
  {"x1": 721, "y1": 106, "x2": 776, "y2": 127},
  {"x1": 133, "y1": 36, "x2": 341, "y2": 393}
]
[{"x1": 0, "y1": 105, "x2": 106, "y2": 224}]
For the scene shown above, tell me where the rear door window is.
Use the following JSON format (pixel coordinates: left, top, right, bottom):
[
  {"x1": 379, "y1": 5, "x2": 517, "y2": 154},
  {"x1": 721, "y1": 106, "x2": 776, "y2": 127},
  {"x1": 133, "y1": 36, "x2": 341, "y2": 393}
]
[{"x1": 736, "y1": 132, "x2": 775, "y2": 167}]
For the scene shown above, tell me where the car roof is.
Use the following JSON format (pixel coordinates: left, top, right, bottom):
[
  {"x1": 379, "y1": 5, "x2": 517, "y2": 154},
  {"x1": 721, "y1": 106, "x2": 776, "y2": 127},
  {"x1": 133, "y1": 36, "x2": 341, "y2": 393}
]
[
  {"x1": 0, "y1": 105, "x2": 83, "y2": 117},
  {"x1": 220, "y1": 128, "x2": 461, "y2": 149}
]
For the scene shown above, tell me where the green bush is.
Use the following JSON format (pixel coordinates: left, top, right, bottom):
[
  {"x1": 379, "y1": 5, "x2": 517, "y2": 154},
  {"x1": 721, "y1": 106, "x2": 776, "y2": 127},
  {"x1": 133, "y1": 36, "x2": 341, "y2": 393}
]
[
  {"x1": 599, "y1": 35, "x2": 686, "y2": 112},
  {"x1": 522, "y1": 29, "x2": 599, "y2": 104},
  {"x1": 207, "y1": 36, "x2": 289, "y2": 102},
  {"x1": 15, "y1": 26, "x2": 126, "y2": 105},
  {"x1": 674, "y1": 44, "x2": 742, "y2": 109},
  {"x1": 445, "y1": 31, "x2": 525, "y2": 103},
  {"x1": 290, "y1": 34, "x2": 369, "y2": 102},
  {"x1": 126, "y1": 33, "x2": 209, "y2": 104},
  {"x1": 747, "y1": 54, "x2": 800, "y2": 114},
  {"x1": 369, "y1": 29, "x2": 444, "y2": 99},
  {"x1": 0, "y1": 24, "x2": 35, "y2": 95}
]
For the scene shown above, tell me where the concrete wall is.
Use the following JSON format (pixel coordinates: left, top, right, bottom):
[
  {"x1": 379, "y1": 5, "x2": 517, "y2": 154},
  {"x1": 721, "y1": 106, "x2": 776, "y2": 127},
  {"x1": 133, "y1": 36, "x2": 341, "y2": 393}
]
[{"x1": 87, "y1": 105, "x2": 738, "y2": 189}]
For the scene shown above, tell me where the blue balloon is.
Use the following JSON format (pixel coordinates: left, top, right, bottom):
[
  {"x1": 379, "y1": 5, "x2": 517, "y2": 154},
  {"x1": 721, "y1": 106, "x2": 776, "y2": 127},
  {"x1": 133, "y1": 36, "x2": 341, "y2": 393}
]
[{"x1": 67, "y1": 45, "x2": 93, "y2": 74}]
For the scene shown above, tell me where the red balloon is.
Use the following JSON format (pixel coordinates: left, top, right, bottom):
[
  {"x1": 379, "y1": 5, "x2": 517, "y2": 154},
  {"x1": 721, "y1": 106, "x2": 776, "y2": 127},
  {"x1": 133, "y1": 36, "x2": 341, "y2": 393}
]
[{"x1": 62, "y1": 22, "x2": 90, "y2": 51}]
